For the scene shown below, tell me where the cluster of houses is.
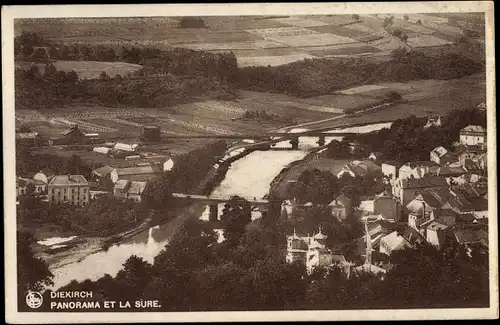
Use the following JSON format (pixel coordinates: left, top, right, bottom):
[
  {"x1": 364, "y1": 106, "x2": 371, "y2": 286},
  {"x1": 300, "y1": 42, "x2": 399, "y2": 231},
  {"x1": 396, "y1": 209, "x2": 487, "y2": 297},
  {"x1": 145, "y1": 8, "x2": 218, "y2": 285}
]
[
  {"x1": 285, "y1": 124, "x2": 489, "y2": 275},
  {"x1": 16, "y1": 156, "x2": 175, "y2": 206}
]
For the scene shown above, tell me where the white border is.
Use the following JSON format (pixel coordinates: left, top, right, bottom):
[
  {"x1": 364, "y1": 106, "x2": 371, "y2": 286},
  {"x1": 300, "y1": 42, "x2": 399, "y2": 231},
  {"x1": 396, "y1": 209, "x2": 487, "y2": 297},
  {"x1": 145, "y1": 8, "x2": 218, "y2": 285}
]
[{"x1": 3, "y1": 2, "x2": 497, "y2": 323}]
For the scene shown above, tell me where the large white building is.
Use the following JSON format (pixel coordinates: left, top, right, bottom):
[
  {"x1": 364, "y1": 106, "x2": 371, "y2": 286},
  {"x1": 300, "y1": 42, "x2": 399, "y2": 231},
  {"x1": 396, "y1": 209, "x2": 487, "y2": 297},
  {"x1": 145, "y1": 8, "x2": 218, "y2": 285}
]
[
  {"x1": 48, "y1": 175, "x2": 90, "y2": 206},
  {"x1": 459, "y1": 125, "x2": 487, "y2": 146}
]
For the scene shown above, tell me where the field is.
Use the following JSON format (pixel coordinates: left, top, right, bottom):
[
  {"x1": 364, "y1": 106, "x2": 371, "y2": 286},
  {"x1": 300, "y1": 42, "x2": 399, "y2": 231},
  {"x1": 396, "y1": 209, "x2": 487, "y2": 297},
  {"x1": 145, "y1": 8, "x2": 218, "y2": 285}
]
[
  {"x1": 305, "y1": 72, "x2": 486, "y2": 129},
  {"x1": 15, "y1": 60, "x2": 143, "y2": 79},
  {"x1": 15, "y1": 13, "x2": 483, "y2": 67}
]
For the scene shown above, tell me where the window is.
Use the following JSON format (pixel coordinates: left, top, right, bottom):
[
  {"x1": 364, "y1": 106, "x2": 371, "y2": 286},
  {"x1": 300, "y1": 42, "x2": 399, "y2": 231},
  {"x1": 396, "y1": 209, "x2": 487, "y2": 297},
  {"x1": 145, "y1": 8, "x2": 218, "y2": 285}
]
[{"x1": 64, "y1": 189, "x2": 67, "y2": 194}]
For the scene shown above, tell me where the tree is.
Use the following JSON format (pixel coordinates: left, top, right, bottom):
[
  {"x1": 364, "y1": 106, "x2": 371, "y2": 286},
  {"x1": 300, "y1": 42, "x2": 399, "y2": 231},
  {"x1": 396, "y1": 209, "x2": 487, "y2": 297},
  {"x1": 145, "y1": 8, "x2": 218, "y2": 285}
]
[
  {"x1": 114, "y1": 256, "x2": 152, "y2": 301},
  {"x1": 220, "y1": 196, "x2": 252, "y2": 247},
  {"x1": 352, "y1": 14, "x2": 360, "y2": 21},
  {"x1": 99, "y1": 71, "x2": 110, "y2": 80},
  {"x1": 17, "y1": 231, "x2": 54, "y2": 301},
  {"x1": 404, "y1": 15, "x2": 409, "y2": 21},
  {"x1": 32, "y1": 48, "x2": 49, "y2": 62},
  {"x1": 22, "y1": 44, "x2": 34, "y2": 57},
  {"x1": 386, "y1": 90, "x2": 402, "y2": 101}
]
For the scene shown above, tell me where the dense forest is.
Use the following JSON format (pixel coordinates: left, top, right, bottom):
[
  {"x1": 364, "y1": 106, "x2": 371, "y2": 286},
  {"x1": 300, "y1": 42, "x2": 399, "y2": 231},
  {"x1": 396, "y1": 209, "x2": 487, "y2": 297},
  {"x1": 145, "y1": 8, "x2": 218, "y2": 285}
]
[
  {"x1": 347, "y1": 107, "x2": 487, "y2": 163},
  {"x1": 19, "y1": 205, "x2": 489, "y2": 312}
]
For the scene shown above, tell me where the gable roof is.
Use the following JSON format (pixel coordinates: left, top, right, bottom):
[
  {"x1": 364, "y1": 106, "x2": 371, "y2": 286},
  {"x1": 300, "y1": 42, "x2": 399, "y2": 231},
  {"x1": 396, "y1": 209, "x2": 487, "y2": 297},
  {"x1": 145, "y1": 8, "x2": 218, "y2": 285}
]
[
  {"x1": 92, "y1": 165, "x2": 114, "y2": 178},
  {"x1": 114, "y1": 179, "x2": 130, "y2": 190},
  {"x1": 49, "y1": 175, "x2": 88, "y2": 186},
  {"x1": 399, "y1": 175, "x2": 448, "y2": 189},
  {"x1": 115, "y1": 164, "x2": 163, "y2": 176},
  {"x1": 453, "y1": 227, "x2": 488, "y2": 245},
  {"x1": 380, "y1": 231, "x2": 412, "y2": 251},
  {"x1": 127, "y1": 181, "x2": 147, "y2": 195},
  {"x1": 431, "y1": 146, "x2": 449, "y2": 158},
  {"x1": 461, "y1": 125, "x2": 486, "y2": 134},
  {"x1": 402, "y1": 227, "x2": 426, "y2": 246},
  {"x1": 401, "y1": 161, "x2": 440, "y2": 169}
]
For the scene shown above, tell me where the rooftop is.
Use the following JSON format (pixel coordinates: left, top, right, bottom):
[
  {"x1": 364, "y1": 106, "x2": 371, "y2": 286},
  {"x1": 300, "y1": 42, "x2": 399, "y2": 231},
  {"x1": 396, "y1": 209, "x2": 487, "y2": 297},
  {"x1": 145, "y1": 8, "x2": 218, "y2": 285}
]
[
  {"x1": 461, "y1": 125, "x2": 486, "y2": 134},
  {"x1": 431, "y1": 146, "x2": 449, "y2": 157},
  {"x1": 115, "y1": 164, "x2": 163, "y2": 176},
  {"x1": 399, "y1": 175, "x2": 448, "y2": 189},
  {"x1": 92, "y1": 165, "x2": 114, "y2": 178},
  {"x1": 401, "y1": 161, "x2": 440, "y2": 169},
  {"x1": 49, "y1": 175, "x2": 88, "y2": 186}
]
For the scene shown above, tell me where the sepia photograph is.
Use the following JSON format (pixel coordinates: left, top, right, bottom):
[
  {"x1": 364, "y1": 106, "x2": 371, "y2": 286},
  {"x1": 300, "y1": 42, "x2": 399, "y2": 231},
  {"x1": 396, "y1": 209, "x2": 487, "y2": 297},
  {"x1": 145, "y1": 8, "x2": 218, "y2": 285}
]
[{"x1": 3, "y1": 2, "x2": 497, "y2": 323}]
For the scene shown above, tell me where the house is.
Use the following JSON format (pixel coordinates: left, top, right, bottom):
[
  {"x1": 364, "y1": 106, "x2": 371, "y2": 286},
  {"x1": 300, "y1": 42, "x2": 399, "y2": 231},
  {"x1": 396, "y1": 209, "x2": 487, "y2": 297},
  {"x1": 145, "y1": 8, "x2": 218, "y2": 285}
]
[
  {"x1": 93, "y1": 147, "x2": 111, "y2": 155},
  {"x1": 398, "y1": 161, "x2": 440, "y2": 179},
  {"x1": 47, "y1": 175, "x2": 90, "y2": 206},
  {"x1": 113, "y1": 180, "x2": 148, "y2": 202},
  {"x1": 476, "y1": 102, "x2": 486, "y2": 111},
  {"x1": 379, "y1": 231, "x2": 413, "y2": 256},
  {"x1": 401, "y1": 226, "x2": 426, "y2": 247},
  {"x1": 358, "y1": 199, "x2": 375, "y2": 216},
  {"x1": 347, "y1": 141, "x2": 368, "y2": 156},
  {"x1": 141, "y1": 125, "x2": 161, "y2": 142},
  {"x1": 436, "y1": 166, "x2": 467, "y2": 180},
  {"x1": 91, "y1": 165, "x2": 115, "y2": 188},
  {"x1": 16, "y1": 132, "x2": 40, "y2": 146},
  {"x1": 368, "y1": 151, "x2": 384, "y2": 162},
  {"x1": 406, "y1": 189, "x2": 451, "y2": 220},
  {"x1": 381, "y1": 161, "x2": 402, "y2": 182},
  {"x1": 459, "y1": 125, "x2": 487, "y2": 147},
  {"x1": 114, "y1": 142, "x2": 139, "y2": 152},
  {"x1": 113, "y1": 180, "x2": 130, "y2": 200},
  {"x1": 286, "y1": 227, "x2": 334, "y2": 274},
  {"x1": 423, "y1": 220, "x2": 449, "y2": 249},
  {"x1": 392, "y1": 175, "x2": 448, "y2": 206},
  {"x1": 126, "y1": 181, "x2": 148, "y2": 202},
  {"x1": 452, "y1": 225, "x2": 488, "y2": 248},
  {"x1": 163, "y1": 157, "x2": 175, "y2": 172},
  {"x1": 16, "y1": 177, "x2": 47, "y2": 197},
  {"x1": 455, "y1": 144, "x2": 485, "y2": 166},
  {"x1": 430, "y1": 146, "x2": 455, "y2": 165},
  {"x1": 59, "y1": 124, "x2": 85, "y2": 144},
  {"x1": 373, "y1": 192, "x2": 403, "y2": 222},
  {"x1": 337, "y1": 160, "x2": 382, "y2": 178},
  {"x1": 110, "y1": 164, "x2": 163, "y2": 183},
  {"x1": 424, "y1": 115, "x2": 442, "y2": 128},
  {"x1": 328, "y1": 195, "x2": 352, "y2": 221}
]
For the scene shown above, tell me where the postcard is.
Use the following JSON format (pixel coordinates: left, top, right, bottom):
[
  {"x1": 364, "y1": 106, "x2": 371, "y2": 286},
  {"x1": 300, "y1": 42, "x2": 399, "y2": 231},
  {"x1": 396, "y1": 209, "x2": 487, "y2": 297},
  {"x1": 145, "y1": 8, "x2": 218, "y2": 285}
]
[{"x1": 3, "y1": 1, "x2": 497, "y2": 323}]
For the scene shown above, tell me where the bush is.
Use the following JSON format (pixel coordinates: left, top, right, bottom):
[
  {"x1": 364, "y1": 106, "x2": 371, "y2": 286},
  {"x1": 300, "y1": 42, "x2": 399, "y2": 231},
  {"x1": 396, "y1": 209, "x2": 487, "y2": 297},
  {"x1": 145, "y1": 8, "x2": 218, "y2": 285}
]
[
  {"x1": 386, "y1": 90, "x2": 402, "y2": 101},
  {"x1": 179, "y1": 17, "x2": 206, "y2": 28}
]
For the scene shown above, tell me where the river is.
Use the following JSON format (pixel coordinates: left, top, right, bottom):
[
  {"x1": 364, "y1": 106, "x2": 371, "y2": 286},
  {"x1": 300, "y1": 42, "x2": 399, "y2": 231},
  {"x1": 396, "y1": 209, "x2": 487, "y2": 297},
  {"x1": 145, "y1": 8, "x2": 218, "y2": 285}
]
[{"x1": 49, "y1": 121, "x2": 392, "y2": 289}]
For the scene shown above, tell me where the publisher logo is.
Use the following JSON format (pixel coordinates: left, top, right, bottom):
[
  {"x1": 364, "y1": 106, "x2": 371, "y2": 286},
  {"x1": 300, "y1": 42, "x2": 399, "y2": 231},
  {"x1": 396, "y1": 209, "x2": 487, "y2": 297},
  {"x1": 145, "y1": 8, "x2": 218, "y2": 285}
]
[{"x1": 26, "y1": 291, "x2": 43, "y2": 309}]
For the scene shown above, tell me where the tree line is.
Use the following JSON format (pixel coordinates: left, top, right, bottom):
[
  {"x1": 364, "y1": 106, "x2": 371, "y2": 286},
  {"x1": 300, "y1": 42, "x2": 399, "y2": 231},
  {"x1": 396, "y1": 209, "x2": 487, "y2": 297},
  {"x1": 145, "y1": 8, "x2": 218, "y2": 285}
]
[{"x1": 15, "y1": 64, "x2": 238, "y2": 110}]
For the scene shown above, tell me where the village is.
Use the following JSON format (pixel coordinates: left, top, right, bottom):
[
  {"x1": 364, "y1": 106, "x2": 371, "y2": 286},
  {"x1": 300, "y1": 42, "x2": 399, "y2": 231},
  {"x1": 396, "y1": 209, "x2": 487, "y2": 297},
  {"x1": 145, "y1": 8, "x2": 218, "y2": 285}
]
[
  {"x1": 16, "y1": 110, "x2": 489, "y2": 279},
  {"x1": 282, "y1": 118, "x2": 488, "y2": 276}
]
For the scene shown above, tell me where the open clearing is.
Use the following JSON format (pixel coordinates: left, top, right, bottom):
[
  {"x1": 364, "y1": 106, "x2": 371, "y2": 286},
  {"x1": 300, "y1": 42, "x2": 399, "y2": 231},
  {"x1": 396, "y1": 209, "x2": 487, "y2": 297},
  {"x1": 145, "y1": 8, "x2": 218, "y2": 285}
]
[
  {"x1": 407, "y1": 34, "x2": 453, "y2": 47},
  {"x1": 237, "y1": 53, "x2": 316, "y2": 67},
  {"x1": 338, "y1": 84, "x2": 388, "y2": 95}
]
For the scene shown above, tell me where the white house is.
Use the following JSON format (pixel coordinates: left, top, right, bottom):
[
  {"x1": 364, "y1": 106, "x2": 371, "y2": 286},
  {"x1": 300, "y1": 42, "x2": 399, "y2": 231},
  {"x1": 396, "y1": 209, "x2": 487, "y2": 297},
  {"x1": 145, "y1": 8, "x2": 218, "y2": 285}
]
[
  {"x1": 114, "y1": 142, "x2": 139, "y2": 152},
  {"x1": 430, "y1": 146, "x2": 455, "y2": 165},
  {"x1": 379, "y1": 231, "x2": 412, "y2": 256},
  {"x1": 459, "y1": 125, "x2": 486, "y2": 146}
]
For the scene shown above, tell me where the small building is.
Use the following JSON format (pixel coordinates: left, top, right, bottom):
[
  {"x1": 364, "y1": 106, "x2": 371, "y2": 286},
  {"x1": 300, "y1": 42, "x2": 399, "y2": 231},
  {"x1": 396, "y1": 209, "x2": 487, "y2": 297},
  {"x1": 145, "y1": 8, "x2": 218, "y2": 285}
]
[
  {"x1": 381, "y1": 161, "x2": 402, "y2": 182},
  {"x1": 379, "y1": 231, "x2": 412, "y2": 256},
  {"x1": 47, "y1": 175, "x2": 90, "y2": 206},
  {"x1": 110, "y1": 164, "x2": 163, "y2": 183},
  {"x1": 113, "y1": 180, "x2": 148, "y2": 202},
  {"x1": 424, "y1": 115, "x2": 442, "y2": 128},
  {"x1": 328, "y1": 195, "x2": 352, "y2": 221},
  {"x1": 60, "y1": 124, "x2": 85, "y2": 145},
  {"x1": 16, "y1": 177, "x2": 47, "y2": 197},
  {"x1": 93, "y1": 147, "x2": 111, "y2": 155},
  {"x1": 141, "y1": 125, "x2": 161, "y2": 142},
  {"x1": 114, "y1": 142, "x2": 139, "y2": 152},
  {"x1": 337, "y1": 160, "x2": 382, "y2": 178},
  {"x1": 398, "y1": 161, "x2": 440, "y2": 180},
  {"x1": 368, "y1": 151, "x2": 384, "y2": 162},
  {"x1": 16, "y1": 132, "x2": 40, "y2": 147},
  {"x1": 373, "y1": 193, "x2": 402, "y2": 222},
  {"x1": 91, "y1": 165, "x2": 115, "y2": 187},
  {"x1": 423, "y1": 220, "x2": 449, "y2": 249},
  {"x1": 459, "y1": 125, "x2": 487, "y2": 147},
  {"x1": 430, "y1": 146, "x2": 455, "y2": 166}
]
